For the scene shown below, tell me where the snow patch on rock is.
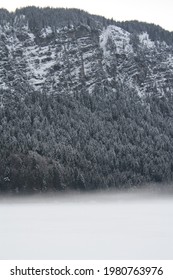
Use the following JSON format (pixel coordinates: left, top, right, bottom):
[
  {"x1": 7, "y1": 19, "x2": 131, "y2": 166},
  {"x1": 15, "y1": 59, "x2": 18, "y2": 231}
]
[
  {"x1": 139, "y1": 32, "x2": 155, "y2": 48},
  {"x1": 100, "y1": 25, "x2": 133, "y2": 56}
]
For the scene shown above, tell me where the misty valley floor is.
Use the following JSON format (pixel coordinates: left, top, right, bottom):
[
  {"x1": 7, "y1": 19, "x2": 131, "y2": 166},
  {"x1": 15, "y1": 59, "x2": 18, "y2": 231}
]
[{"x1": 0, "y1": 190, "x2": 173, "y2": 259}]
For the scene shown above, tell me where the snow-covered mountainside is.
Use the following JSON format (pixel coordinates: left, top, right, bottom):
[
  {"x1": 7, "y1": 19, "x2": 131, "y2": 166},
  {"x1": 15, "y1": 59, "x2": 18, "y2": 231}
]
[
  {"x1": 1, "y1": 7, "x2": 173, "y2": 193},
  {"x1": 1, "y1": 12, "x2": 173, "y2": 102}
]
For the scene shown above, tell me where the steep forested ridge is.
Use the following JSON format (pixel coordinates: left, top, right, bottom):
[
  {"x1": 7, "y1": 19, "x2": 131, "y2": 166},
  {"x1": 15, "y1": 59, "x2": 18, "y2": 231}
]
[{"x1": 0, "y1": 7, "x2": 173, "y2": 193}]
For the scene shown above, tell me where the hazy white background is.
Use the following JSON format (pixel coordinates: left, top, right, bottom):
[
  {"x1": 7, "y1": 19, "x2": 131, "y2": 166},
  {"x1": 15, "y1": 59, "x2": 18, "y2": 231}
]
[
  {"x1": 0, "y1": 190, "x2": 173, "y2": 259},
  {"x1": 0, "y1": 0, "x2": 173, "y2": 31}
]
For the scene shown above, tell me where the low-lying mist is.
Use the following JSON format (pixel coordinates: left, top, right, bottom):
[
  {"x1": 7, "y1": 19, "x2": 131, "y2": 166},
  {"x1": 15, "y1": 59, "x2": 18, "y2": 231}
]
[{"x1": 0, "y1": 187, "x2": 173, "y2": 259}]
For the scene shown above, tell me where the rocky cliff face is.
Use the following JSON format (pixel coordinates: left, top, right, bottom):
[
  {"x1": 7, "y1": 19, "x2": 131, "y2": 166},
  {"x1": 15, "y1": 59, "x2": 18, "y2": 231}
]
[
  {"x1": 1, "y1": 7, "x2": 173, "y2": 192},
  {"x1": 1, "y1": 11, "x2": 173, "y2": 102}
]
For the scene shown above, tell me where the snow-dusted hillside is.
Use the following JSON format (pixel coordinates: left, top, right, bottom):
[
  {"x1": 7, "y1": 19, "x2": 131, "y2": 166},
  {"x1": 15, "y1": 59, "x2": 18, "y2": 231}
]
[
  {"x1": 1, "y1": 13, "x2": 173, "y2": 103},
  {"x1": 1, "y1": 7, "x2": 173, "y2": 193}
]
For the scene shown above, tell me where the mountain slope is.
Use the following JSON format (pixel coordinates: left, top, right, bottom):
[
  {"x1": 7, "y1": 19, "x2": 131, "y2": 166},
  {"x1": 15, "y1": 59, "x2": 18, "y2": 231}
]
[{"x1": 0, "y1": 7, "x2": 173, "y2": 193}]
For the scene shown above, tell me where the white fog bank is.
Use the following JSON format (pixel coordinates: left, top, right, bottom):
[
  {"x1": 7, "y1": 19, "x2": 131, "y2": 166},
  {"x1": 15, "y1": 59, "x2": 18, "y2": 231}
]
[{"x1": 0, "y1": 190, "x2": 173, "y2": 259}]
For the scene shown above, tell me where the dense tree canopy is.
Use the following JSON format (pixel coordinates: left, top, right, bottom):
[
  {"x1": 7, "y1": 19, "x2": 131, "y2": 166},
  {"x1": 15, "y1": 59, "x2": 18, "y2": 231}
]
[{"x1": 0, "y1": 7, "x2": 173, "y2": 193}]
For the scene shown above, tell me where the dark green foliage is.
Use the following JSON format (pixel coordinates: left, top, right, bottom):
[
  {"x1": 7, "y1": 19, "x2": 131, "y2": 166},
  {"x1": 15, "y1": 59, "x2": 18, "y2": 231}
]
[
  {"x1": 115, "y1": 20, "x2": 173, "y2": 45},
  {"x1": 14, "y1": 6, "x2": 102, "y2": 34},
  {"x1": 0, "y1": 9, "x2": 12, "y2": 25},
  {"x1": 1, "y1": 7, "x2": 173, "y2": 44},
  {"x1": 1, "y1": 84, "x2": 173, "y2": 193}
]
